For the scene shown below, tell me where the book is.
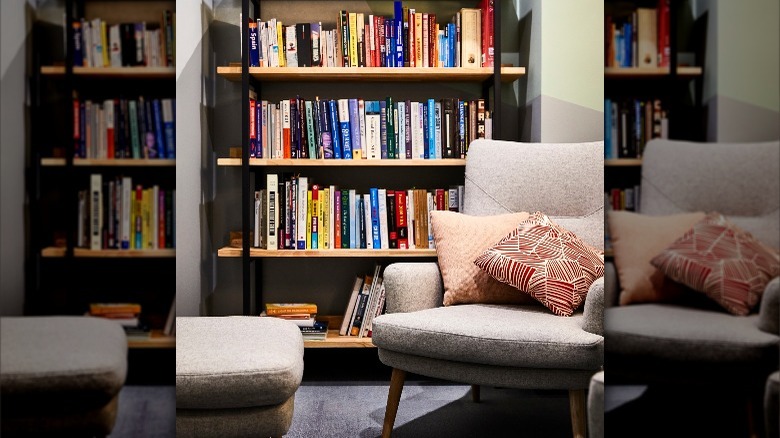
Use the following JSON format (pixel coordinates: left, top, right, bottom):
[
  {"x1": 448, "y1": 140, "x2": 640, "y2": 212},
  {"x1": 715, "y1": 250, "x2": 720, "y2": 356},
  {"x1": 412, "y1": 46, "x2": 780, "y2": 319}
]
[
  {"x1": 300, "y1": 320, "x2": 329, "y2": 341},
  {"x1": 90, "y1": 302, "x2": 142, "y2": 316},
  {"x1": 460, "y1": 8, "x2": 481, "y2": 68},
  {"x1": 338, "y1": 99, "x2": 352, "y2": 159},
  {"x1": 340, "y1": 276, "x2": 364, "y2": 336},
  {"x1": 267, "y1": 174, "x2": 278, "y2": 250},
  {"x1": 90, "y1": 174, "x2": 103, "y2": 250},
  {"x1": 265, "y1": 303, "x2": 317, "y2": 316}
]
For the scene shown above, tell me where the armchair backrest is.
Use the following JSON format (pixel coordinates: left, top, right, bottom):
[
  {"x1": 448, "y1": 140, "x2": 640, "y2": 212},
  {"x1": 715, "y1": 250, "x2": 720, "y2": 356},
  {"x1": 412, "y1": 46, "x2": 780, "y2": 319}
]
[
  {"x1": 640, "y1": 139, "x2": 780, "y2": 250},
  {"x1": 464, "y1": 139, "x2": 604, "y2": 250}
]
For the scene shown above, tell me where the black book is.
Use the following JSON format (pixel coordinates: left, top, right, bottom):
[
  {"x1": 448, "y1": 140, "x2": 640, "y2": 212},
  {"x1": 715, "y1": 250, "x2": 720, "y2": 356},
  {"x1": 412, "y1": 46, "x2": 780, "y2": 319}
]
[
  {"x1": 341, "y1": 189, "x2": 350, "y2": 249},
  {"x1": 442, "y1": 98, "x2": 456, "y2": 159},
  {"x1": 165, "y1": 189, "x2": 173, "y2": 248},
  {"x1": 358, "y1": 197, "x2": 367, "y2": 249},
  {"x1": 119, "y1": 23, "x2": 136, "y2": 67},
  {"x1": 296, "y1": 23, "x2": 312, "y2": 67},
  {"x1": 277, "y1": 175, "x2": 286, "y2": 249},
  {"x1": 290, "y1": 100, "x2": 298, "y2": 158},
  {"x1": 318, "y1": 99, "x2": 331, "y2": 159},
  {"x1": 297, "y1": 96, "x2": 308, "y2": 158}
]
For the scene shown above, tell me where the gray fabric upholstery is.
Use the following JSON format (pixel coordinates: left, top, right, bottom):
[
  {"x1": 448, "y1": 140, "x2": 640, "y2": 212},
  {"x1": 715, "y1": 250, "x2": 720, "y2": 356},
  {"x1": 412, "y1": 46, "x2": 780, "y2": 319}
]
[
  {"x1": 604, "y1": 262, "x2": 619, "y2": 308},
  {"x1": 176, "y1": 395, "x2": 295, "y2": 438},
  {"x1": 766, "y1": 371, "x2": 779, "y2": 438},
  {"x1": 383, "y1": 262, "x2": 443, "y2": 314},
  {"x1": 605, "y1": 304, "x2": 779, "y2": 364},
  {"x1": 758, "y1": 277, "x2": 780, "y2": 335},
  {"x1": 0, "y1": 316, "x2": 127, "y2": 405},
  {"x1": 464, "y1": 139, "x2": 604, "y2": 250},
  {"x1": 378, "y1": 349, "x2": 596, "y2": 389},
  {"x1": 1, "y1": 393, "x2": 119, "y2": 437},
  {"x1": 372, "y1": 304, "x2": 603, "y2": 370},
  {"x1": 640, "y1": 139, "x2": 780, "y2": 249},
  {"x1": 582, "y1": 278, "x2": 605, "y2": 335},
  {"x1": 588, "y1": 371, "x2": 604, "y2": 438},
  {"x1": 176, "y1": 316, "x2": 304, "y2": 409}
]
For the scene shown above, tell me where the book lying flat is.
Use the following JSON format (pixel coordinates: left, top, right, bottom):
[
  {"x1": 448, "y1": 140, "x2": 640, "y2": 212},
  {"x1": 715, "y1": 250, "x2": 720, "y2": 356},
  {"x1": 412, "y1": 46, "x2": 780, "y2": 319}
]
[{"x1": 300, "y1": 320, "x2": 329, "y2": 341}]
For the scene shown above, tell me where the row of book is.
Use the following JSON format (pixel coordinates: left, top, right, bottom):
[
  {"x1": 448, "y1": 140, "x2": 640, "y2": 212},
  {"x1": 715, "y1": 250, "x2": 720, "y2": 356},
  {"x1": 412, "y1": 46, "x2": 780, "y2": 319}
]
[
  {"x1": 604, "y1": 98, "x2": 667, "y2": 159},
  {"x1": 77, "y1": 174, "x2": 175, "y2": 251},
  {"x1": 88, "y1": 299, "x2": 176, "y2": 339},
  {"x1": 250, "y1": 174, "x2": 464, "y2": 251},
  {"x1": 72, "y1": 13, "x2": 175, "y2": 68},
  {"x1": 249, "y1": 94, "x2": 490, "y2": 160},
  {"x1": 605, "y1": 0, "x2": 670, "y2": 68},
  {"x1": 261, "y1": 303, "x2": 328, "y2": 341},
  {"x1": 74, "y1": 96, "x2": 176, "y2": 160},
  {"x1": 339, "y1": 264, "x2": 386, "y2": 338},
  {"x1": 245, "y1": 0, "x2": 493, "y2": 68}
]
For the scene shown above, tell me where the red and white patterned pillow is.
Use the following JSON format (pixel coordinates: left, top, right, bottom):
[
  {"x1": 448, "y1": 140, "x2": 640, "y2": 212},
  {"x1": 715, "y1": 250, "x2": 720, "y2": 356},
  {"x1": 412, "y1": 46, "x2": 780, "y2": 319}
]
[
  {"x1": 650, "y1": 212, "x2": 780, "y2": 316},
  {"x1": 474, "y1": 212, "x2": 605, "y2": 316}
]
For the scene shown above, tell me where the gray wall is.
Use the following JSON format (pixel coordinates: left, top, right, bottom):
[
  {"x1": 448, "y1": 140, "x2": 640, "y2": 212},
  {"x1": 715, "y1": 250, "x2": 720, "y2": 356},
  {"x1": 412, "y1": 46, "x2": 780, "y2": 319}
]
[{"x1": 1, "y1": 0, "x2": 29, "y2": 316}]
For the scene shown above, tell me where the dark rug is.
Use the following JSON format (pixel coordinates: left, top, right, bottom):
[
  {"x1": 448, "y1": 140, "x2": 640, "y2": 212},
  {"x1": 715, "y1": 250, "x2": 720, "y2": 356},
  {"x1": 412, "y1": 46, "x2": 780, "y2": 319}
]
[{"x1": 110, "y1": 385, "x2": 175, "y2": 438}]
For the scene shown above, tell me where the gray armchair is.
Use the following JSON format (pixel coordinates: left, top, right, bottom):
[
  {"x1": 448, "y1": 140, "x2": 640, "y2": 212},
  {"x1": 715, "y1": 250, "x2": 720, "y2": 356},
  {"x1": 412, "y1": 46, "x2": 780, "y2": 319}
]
[
  {"x1": 604, "y1": 139, "x2": 780, "y2": 433},
  {"x1": 372, "y1": 139, "x2": 605, "y2": 438}
]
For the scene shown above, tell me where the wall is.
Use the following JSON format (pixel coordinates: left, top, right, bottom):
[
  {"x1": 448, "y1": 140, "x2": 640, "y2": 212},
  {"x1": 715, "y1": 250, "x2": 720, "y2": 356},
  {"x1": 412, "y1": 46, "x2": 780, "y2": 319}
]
[
  {"x1": 696, "y1": 0, "x2": 780, "y2": 141},
  {"x1": 0, "y1": 0, "x2": 29, "y2": 315},
  {"x1": 518, "y1": 0, "x2": 604, "y2": 143}
]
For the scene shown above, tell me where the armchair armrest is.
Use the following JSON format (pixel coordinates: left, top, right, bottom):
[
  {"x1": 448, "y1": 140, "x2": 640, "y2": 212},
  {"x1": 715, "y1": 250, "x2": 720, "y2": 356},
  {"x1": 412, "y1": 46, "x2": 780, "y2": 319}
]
[
  {"x1": 758, "y1": 277, "x2": 779, "y2": 334},
  {"x1": 604, "y1": 261, "x2": 620, "y2": 308},
  {"x1": 582, "y1": 277, "x2": 604, "y2": 335},
  {"x1": 383, "y1": 263, "x2": 444, "y2": 314}
]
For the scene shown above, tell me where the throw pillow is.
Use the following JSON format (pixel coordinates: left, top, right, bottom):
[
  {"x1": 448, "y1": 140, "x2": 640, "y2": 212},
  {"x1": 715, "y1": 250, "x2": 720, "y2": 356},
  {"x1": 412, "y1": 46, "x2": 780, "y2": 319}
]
[
  {"x1": 650, "y1": 212, "x2": 780, "y2": 316},
  {"x1": 607, "y1": 210, "x2": 707, "y2": 306},
  {"x1": 430, "y1": 210, "x2": 538, "y2": 306},
  {"x1": 474, "y1": 212, "x2": 604, "y2": 316}
]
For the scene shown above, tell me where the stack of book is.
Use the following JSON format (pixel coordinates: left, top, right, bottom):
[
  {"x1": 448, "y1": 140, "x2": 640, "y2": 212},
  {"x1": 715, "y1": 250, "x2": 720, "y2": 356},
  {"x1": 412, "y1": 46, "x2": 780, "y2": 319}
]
[
  {"x1": 88, "y1": 302, "x2": 150, "y2": 339},
  {"x1": 339, "y1": 264, "x2": 386, "y2": 338},
  {"x1": 262, "y1": 303, "x2": 329, "y2": 341}
]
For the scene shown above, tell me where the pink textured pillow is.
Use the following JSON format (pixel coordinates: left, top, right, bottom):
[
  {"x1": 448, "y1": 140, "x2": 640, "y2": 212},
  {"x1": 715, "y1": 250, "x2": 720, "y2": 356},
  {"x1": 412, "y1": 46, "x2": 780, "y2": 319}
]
[
  {"x1": 650, "y1": 212, "x2": 780, "y2": 315},
  {"x1": 474, "y1": 212, "x2": 605, "y2": 316},
  {"x1": 430, "y1": 210, "x2": 538, "y2": 306}
]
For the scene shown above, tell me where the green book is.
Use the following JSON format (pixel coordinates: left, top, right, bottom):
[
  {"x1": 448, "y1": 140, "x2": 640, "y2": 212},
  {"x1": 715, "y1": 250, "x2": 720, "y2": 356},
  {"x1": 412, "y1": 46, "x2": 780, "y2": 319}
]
[
  {"x1": 386, "y1": 97, "x2": 395, "y2": 159},
  {"x1": 341, "y1": 189, "x2": 350, "y2": 248},
  {"x1": 128, "y1": 100, "x2": 141, "y2": 159}
]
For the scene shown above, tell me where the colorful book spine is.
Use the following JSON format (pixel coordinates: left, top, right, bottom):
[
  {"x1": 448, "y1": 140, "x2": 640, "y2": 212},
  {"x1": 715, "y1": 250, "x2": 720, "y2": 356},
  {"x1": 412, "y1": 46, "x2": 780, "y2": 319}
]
[
  {"x1": 340, "y1": 189, "x2": 349, "y2": 248},
  {"x1": 338, "y1": 99, "x2": 352, "y2": 159},
  {"x1": 369, "y1": 188, "x2": 381, "y2": 249},
  {"x1": 348, "y1": 99, "x2": 361, "y2": 159},
  {"x1": 318, "y1": 99, "x2": 332, "y2": 159},
  {"x1": 328, "y1": 99, "x2": 342, "y2": 159},
  {"x1": 249, "y1": 21, "x2": 259, "y2": 67},
  {"x1": 386, "y1": 97, "x2": 395, "y2": 159},
  {"x1": 427, "y1": 98, "x2": 436, "y2": 159},
  {"x1": 305, "y1": 100, "x2": 316, "y2": 159},
  {"x1": 379, "y1": 100, "x2": 388, "y2": 159}
]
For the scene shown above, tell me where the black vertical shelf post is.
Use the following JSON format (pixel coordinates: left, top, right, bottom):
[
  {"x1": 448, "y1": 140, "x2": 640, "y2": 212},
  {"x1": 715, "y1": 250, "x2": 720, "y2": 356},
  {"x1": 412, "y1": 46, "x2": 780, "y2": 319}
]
[
  {"x1": 492, "y1": 0, "x2": 501, "y2": 139},
  {"x1": 251, "y1": 0, "x2": 262, "y2": 317},
  {"x1": 241, "y1": 0, "x2": 252, "y2": 315}
]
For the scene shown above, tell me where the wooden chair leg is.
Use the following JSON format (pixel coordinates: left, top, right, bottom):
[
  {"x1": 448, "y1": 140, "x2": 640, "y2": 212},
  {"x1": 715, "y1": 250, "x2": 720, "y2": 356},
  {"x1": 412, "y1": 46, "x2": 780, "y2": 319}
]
[
  {"x1": 569, "y1": 389, "x2": 587, "y2": 438},
  {"x1": 382, "y1": 368, "x2": 407, "y2": 438},
  {"x1": 471, "y1": 384, "x2": 481, "y2": 403}
]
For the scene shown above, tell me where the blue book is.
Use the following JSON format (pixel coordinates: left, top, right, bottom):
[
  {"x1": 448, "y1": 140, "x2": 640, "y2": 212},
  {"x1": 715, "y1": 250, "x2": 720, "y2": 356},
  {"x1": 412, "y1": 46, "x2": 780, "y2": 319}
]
[
  {"x1": 73, "y1": 22, "x2": 83, "y2": 67},
  {"x1": 318, "y1": 100, "x2": 332, "y2": 158},
  {"x1": 394, "y1": 0, "x2": 403, "y2": 20},
  {"x1": 422, "y1": 103, "x2": 429, "y2": 159},
  {"x1": 162, "y1": 98, "x2": 175, "y2": 159},
  {"x1": 395, "y1": 19, "x2": 404, "y2": 67},
  {"x1": 349, "y1": 190, "x2": 357, "y2": 249},
  {"x1": 385, "y1": 20, "x2": 394, "y2": 67},
  {"x1": 249, "y1": 22, "x2": 259, "y2": 67},
  {"x1": 152, "y1": 100, "x2": 166, "y2": 159},
  {"x1": 328, "y1": 100, "x2": 342, "y2": 159},
  {"x1": 348, "y1": 99, "x2": 361, "y2": 158},
  {"x1": 427, "y1": 99, "x2": 436, "y2": 159},
  {"x1": 379, "y1": 100, "x2": 388, "y2": 159},
  {"x1": 369, "y1": 188, "x2": 381, "y2": 249},
  {"x1": 604, "y1": 99, "x2": 612, "y2": 158}
]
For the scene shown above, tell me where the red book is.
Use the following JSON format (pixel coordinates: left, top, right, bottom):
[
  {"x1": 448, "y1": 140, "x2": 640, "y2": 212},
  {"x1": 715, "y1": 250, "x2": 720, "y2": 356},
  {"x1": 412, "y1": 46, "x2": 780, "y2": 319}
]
[
  {"x1": 73, "y1": 97, "x2": 80, "y2": 158},
  {"x1": 435, "y1": 188, "x2": 446, "y2": 210},
  {"x1": 249, "y1": 98, "x2": 256, "y2": 158},
  {"x1": 395, "y1": 190, "x2": 408, "y2": 249},
  {"x1": 657, "y1": 0, "x2": 670, "y2": 67},
  {"x1": 158, "y1": 189, "x2": 166, "y2": 248},
  {"x1": 409, "y1": 13, "x2": 415, "y2": 67},
  {"x1": 480, "y1": 0, "x2": 494, "y2": 67}
]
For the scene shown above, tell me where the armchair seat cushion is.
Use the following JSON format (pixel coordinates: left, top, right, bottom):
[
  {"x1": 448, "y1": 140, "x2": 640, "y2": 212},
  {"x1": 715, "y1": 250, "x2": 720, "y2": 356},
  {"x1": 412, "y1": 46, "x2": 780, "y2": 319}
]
[
  {"x1": 605, "y1": 304, "x2": 779, "y2": 364},
  {"x1": 372, "y1": 304, "x2": 603, "y2": 370}
]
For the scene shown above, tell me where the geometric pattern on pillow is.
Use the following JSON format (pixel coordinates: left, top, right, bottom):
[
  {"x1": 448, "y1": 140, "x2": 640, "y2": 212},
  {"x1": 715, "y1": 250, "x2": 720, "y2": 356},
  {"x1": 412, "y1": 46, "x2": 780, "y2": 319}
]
[
  {"x1": 474, "y1": 212, "x2": 605, "y2": 316},
  {"x1": 650, "y1": 212, "x2": 780, "y2": 316}
]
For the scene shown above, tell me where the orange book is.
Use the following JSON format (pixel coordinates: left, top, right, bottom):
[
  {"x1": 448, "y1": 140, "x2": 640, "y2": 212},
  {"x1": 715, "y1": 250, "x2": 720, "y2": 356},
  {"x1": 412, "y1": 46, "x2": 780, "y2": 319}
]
[{"x1": 265, "y1": 303, "x2": 318, "y2": 316}]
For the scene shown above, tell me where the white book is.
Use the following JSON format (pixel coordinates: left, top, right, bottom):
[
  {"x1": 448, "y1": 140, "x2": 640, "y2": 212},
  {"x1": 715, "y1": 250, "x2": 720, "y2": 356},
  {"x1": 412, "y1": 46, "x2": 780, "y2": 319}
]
[
  {"x1": 417, "y1": 102, "x2": 425, "y2": 158},
  {"x1": 91, "y1": 18, "x2": 102, "y2": 68},
  {"x1": 358, "y1": 99, "x2": 366, "y2": 159},
  {"x1": 109, "y1": 24, "x2": 122, "y2": 67},
  {"x1": 427, "y1": 192, "x2": 435, "y2": 248},
  {"x1": 366, "y1": 107, "x2": 381, "y2": 159},
  {"x1": 285, "y1": 25, "x2": 298, "y2": 67},
  {"x1": 339, "y1": 276, "x2": 363, "y2": 336},
  {"x1": 81, "y1": 20, "x2": 92, "y2": 67},
  {"x1": 360, "y1": 277, "x2": 384, "y2": 338},
  {"x1": 348, "y1": 274, "x2": 373, "y2": 336},
  {"x1": 407, "y1": 189, "x2": 415, "y2": 249},
  {"x1": 152, "y1": 185, "x2": 159, "y2": 249},
  {"x1": 121, "y1": 176, "x2": 132, "y2": 249},
  {"x1": 90, "y1": 174, "x2": 102, "y2": 250},
  {"x1": 363, "y1": 194, "x2": 373, "y2": 249},
  {"x1": 349, "y1": 189, "x2": 357, "y2": 249},
  {"x1": 296, "y1": 176, "x2": 308, "y2": 249},
  {"x1": 104, "y1": 100, "x2": 114, "y2": 159},
  {"x1": 267, "y1": 174, "x2": 279, "y2": 250},
  {"x1": 378, "y1": 188, "x2": 389, "y2": 249}
]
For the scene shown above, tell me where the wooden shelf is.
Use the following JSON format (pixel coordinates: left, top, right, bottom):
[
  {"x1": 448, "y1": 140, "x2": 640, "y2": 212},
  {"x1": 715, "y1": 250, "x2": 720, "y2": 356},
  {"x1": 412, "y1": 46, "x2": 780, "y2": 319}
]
[
  {"x1": 605, "y1": 158, "x2": 643, "y2": 167},
  {"x1": 128, "y1": 330, "x2": 175, "y2": 349},
  {"x1": 217, "y1": 66, "x2": 525, "y2": 82},
  {"x1": 42, "y1": 247, "x2": 175, "y2": 258},
  {"x1": 604, "y1": 66, "x2": 702, "y2": 78},
  {"x1": 41, "y1": 66, "x2": 175, "y2": 78},
  {"x1": 304, "y1": 330, "x2": 375, "y2": 348},
  {"x1": 41, "y1": 158, "x2": 175, "y2": 167},
  {"x1": 218, "y1": 247, "x2": 437, "y2": 258},
  {"x1": 217, "y1": 158, "x2": 466, "y2": 167}
]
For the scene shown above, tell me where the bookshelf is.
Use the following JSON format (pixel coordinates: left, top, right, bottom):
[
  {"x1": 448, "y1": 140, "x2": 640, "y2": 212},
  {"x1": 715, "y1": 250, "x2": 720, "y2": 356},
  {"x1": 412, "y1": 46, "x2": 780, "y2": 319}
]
[
  {"x1": 604, "y1": 0, "x2": 706, "y2": 254},
  {"x1": 215, "y1": 0, "x2": 522, "y2": 348},
  {"x1": 28, "y1": 0, "x2": 176, "y2": 353}
]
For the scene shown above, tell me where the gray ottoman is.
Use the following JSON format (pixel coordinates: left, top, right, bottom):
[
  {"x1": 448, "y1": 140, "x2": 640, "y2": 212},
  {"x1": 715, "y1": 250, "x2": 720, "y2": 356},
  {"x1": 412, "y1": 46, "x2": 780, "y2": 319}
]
[
  {"x1": 767, "y1": 371, "x2": 779, "y2": 438},
  {"x1": 176, "y1": 316, "x2": 304, "y2": 437},
  {"x1": 0, "y1": 316, "x2": 128, "y2": 436}
]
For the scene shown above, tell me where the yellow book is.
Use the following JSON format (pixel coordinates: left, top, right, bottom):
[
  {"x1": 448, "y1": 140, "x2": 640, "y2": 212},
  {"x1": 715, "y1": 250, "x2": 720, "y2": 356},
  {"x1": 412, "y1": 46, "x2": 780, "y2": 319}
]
[
  {"x1": 265, "y1": 302, "x2": 318, "y2": 316},
  {"x1": 142, "y1": 188, "x2": 151, "y2": 249},
  {"x1": 276, "y1": 21, "x2": 285, "y2": 67},
  {"x1": 348, "y1": 12, "x2": 358, "y2": 67},
  {"x1": 322, "y1": 187, "x2": 329, "y2": 249},
  {"x1": 101, "y1": 21, "x2": 109, "y2": 67},
  {"x1": 306, "y1": 190, "x2": 312, "y2": 249},
  {"x1": 317, "y1": 187, "x2": 324, "y2": 249},
  {"x1": 415, "y1": 13, "x2": 423, "y2": 67}
]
